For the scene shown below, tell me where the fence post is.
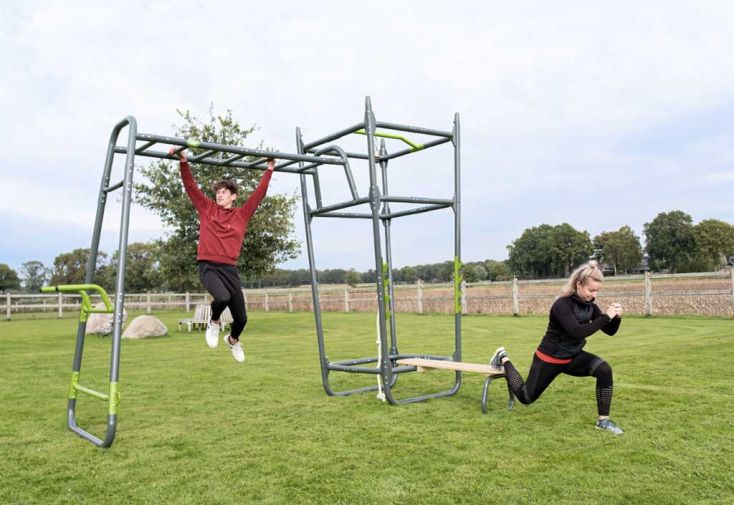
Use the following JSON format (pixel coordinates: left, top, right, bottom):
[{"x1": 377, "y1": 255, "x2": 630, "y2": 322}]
[
  {"x1": 644, "y1": 271, "x2": 653, "y2": 316},
  {"x1": 58, "y1": 292, "x2": 63, "y2": 318},
  {"x1": 146, "y1": 292, "x2": 152, "y2": 314},
  {"x1": 264, "y1": 293, "x2": 269, "y2": 312},
  {"x1": 416, "y1": 280, "x2": 423, "y2": 314},
  {"x1": 512, "y1": 277, "x2": 520, "y2": 316},
  {"x1": 185, "y1": 292, "x2": 190, "y2": 312},
  {"x1": 461, "y1": 280, "x2": 467, "y2": 314},
  {"x1": 344, "y1": 288, "x2": 350, "y2": 312},
  {"x1": 288, "y1": 290, "x2": 293, "y2": 313},
  {"x1": 730, "y1": 268, "x2": 734, "y2": 317},
  {"x1": 6, "y1": 292, "x2": 11, "y2": 320}
]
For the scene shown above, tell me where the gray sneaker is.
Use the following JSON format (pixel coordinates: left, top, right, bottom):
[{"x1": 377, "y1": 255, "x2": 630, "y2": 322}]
[
  {"x1": 223, "y1": 334, "x2": 245, "y2": 363},
  {"x1": 490, "y1": 347, "x2": 508, "y2": 369},
  {"x1": 596, "y1": 418, "x2": 624, "y2": 435}
]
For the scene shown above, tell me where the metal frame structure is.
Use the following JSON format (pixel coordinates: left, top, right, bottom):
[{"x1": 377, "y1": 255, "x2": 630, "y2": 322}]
[
  {"x1": 298, "y1": 97, "x2": 464, "y2": 405},
  {"x1": 51, "y1": 97, "x2": 462, "y2": 447}
]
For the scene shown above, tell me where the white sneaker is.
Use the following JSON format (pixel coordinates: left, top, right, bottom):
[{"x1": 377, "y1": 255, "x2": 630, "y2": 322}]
[
  {"x1": 205, "y1": 320, "x2": 221, "y2": 348},
  {"x1": 223, "y1": 334, "x2": 245, "y2": 363}
]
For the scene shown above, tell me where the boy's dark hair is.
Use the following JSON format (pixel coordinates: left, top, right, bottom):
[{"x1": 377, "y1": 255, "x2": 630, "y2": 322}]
[{"x1": 212, "y1": 179, "x2": 238, "y2": 196}]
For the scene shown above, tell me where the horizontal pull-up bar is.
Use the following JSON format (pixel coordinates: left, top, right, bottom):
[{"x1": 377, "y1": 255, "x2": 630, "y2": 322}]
[
  {"x1": 374, "y1": 121, "x2": 453, "y2": 139},
  {"x1": 114, "y1": 132, "x2": 347, "y2": 172}
]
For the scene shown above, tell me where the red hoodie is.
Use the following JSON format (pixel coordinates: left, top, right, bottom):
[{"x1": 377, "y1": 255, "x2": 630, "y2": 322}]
[{"x1": 180, "y1": 159, "x2": 273, "y2": 265}]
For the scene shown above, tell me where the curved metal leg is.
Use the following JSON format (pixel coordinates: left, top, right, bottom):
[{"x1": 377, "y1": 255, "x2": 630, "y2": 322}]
[
  {"x1": 481, "y1": 376, "x2": 491, "y2": 414},
  {"x1": 482, "y1": 375, "x2": 515, "y2": 414}
]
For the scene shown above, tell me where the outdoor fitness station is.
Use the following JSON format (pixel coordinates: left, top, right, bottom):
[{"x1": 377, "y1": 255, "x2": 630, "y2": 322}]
[{"x1": 45, "y1": 97, "x2": 510, "y2": 448}]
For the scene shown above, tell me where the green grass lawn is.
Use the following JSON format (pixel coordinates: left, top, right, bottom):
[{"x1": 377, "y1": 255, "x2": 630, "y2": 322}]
[{"x1": 1, "y1": 311, "x2": 732, "y2": 505}]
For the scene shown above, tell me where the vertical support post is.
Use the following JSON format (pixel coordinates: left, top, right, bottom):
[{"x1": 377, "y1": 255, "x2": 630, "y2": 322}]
[
  {"x1": 288, "y1": 290, "x2": 293, "y2": 313},
  {"x1": 364, "y1": 97, "x2": 393, "y2": 401},
  {"x1": 378, "y1": 139, "x2": 399, "y2": 355},
  {"x1": 296, "y1": 126, "x2": 331, "y2": 395},
  {"x1": 512, "y1": 277, "x2": 520, "y2": 316},
  {"x1": 6, "y1": 292, "x2": 11, "y2": 320},
  {"x1": 644, "y1": 271, "x2": 653, "y2": 317},
  {"x1": 417, "y1": 280, "x2": 423, "y2": 314},
  {"x1": 146, "y1": 292, "x2": 152, "y2": 314},
  {"x1": 344, "y1": 288, "x2": 349, "y2": 312},
  {"x1": 452, "y1": 112, "x2": 463, "y2": 365},
  {"x1": 185, "y1": 292, "x2": 190, "y2": 313},
  {"x1": 58, "y1": 292, "x2": 63, "y2": 318},
  {"x1": 265, "y1": 293, "x2": 269, "y2": 312}
]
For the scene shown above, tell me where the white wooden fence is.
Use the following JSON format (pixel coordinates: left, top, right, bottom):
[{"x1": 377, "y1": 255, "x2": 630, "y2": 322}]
[{"x1": 4, "y1": 270, "x2": 733, "y2": 320}]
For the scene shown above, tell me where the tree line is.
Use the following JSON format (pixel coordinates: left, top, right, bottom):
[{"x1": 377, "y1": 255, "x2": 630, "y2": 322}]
[{"x1": 2, "y1": 210, "x2": 731, "y2": 293}]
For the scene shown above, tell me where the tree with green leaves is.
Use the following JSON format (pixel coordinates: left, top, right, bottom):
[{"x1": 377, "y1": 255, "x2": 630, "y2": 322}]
[
  {"x1": 462, "y1": 262, "x2": 488, "y2": 283},
  {"x1": 104, "y1": 241, "x2": 164, "y2": 292},
  {"x1": 548, "y1": 223, "x2": 594, "y2": 277},
  {"x1": 135, "y1": 107, "x2": 300, "y2": 292},
  {"x1": 508, "y1": 223, "x2": 593, "y2": 279},
  {"x1": 643, "y1": 211, "x2": 696, "y2": 273},
  {"x1": 593, "y1": 225, "x2": 643, "y2": 275},
  {"x1": 20, "y1": 260, "x2": 51, "y2": 292},
  {"x1": 50, "y1": 249, "x2": 111, "y2": 289},
  {"x1": 693, "y1": 219, "x2": 734, "y2": 271},
  {"x1": 345, "y1": 269, "x2": 361, "y2": 287},
  {"x1": 0, "y1": 263, "x2": 21, "y2": 292},
  {"x1": 400, "y1": 266, "x2": 418, "y2": 284},
  {"x1": 483, "y1": 259, "x2": 512, "y2": 281}
]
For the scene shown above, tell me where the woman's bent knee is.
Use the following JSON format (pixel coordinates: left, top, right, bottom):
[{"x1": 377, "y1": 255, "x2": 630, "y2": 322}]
[{"x1": 592, "y1": 360, "x2": 613, "y2": 386}]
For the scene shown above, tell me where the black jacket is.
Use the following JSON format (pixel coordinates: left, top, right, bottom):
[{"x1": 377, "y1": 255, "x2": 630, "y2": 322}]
[{"x1": 537, "y1": 294, "x2": 621, "y2": 359}]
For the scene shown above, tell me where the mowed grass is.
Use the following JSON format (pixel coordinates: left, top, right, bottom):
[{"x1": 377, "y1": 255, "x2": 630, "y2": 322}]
[{"x1": 0, "y1": 311, "x2": 732, "y2": 505}]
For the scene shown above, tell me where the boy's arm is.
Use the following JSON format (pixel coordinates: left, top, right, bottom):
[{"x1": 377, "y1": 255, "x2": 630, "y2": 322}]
[
  {"x1": 241, "y1": 159, "x2": 275, "y2": 218},
  {"x1": 171, "y1": 148, "x2": 209, "y2": 211}
]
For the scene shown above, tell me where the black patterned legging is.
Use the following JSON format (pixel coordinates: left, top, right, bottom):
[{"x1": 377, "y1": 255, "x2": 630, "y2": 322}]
[{"x1": 503, "y1": 350, "x2": 614, "y2": 416}]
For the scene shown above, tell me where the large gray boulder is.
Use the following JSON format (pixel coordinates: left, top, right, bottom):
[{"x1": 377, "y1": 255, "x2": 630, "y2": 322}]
[
  {"x1": 122, "y1": 315, "x2": 168, "y2": 339},
  {"x1": 85, "y1": 305, "x2": 127, "y2": 335}
]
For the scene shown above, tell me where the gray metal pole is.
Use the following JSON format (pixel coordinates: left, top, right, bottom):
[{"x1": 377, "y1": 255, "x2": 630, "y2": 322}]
[
  {"x1": 364, "y1": 97, "x2": 394, "y2": 403},
  {"x1": 296, "y1": 127, "x2": 331, "y2": 395},
  {"x1": 100, "y1": 115, "x2": 138, "y2": 447},
  {"x1": 378, "y1": 140, "x2": 398, "y2": 356},
  {"x1": 453, "y1": 113, "x2": 463, "y2": 366}
]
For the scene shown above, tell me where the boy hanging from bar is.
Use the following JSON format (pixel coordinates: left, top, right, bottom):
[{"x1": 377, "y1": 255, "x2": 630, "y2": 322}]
[{"x1": 170, "y1": 147, "x2": 274, "y2": 363}]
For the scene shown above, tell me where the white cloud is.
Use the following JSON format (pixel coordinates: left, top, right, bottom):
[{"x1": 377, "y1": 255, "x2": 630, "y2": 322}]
[{"x1": 2, "y1": 0, "x2": 734, "y2": 273}]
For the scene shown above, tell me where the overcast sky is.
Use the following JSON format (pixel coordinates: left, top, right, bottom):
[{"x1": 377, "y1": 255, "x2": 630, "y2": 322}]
[{"x1": 1, "y1": 1, "x2": 733, "y2": 277}]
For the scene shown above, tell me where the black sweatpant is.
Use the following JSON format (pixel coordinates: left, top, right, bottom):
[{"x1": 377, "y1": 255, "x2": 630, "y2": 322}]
[
  {"x1": 198, "y1": 261, "x2": 247, "y2": 340},
  {"x1": 503, "y1": 350, "x2": 614, "y2": 416}
]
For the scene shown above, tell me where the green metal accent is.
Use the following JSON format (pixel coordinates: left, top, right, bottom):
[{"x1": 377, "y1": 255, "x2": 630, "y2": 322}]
[
  {"x1": 41, "y1": 284, "x2": 113, "y2": 322},
  {"x1": 108, "y1": 382, "x2": 120, "y2": 415},
  {"x1": 186, "y1": 139, "x2": 201, "y2": 148},
  {"x1": 355, "y1": 129, "x2": 424, "y2": 151},
  {"x1": 75, "y1": 384, "x2": 109, "y2": 401},
  {"x1": 69, "y1": 371, "x2": 80, "y2": 400},
  {"x1": 454, "y1": 256, "x2": 464, "y2": 314},
  {"x1": 382, "y1": 261, "x2": 391, "y2": 321}
]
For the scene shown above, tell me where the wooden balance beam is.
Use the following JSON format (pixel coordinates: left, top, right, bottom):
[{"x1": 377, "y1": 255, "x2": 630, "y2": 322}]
[{"x1": 396, "y1": 358, "x2": 515, "y2": 414}]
